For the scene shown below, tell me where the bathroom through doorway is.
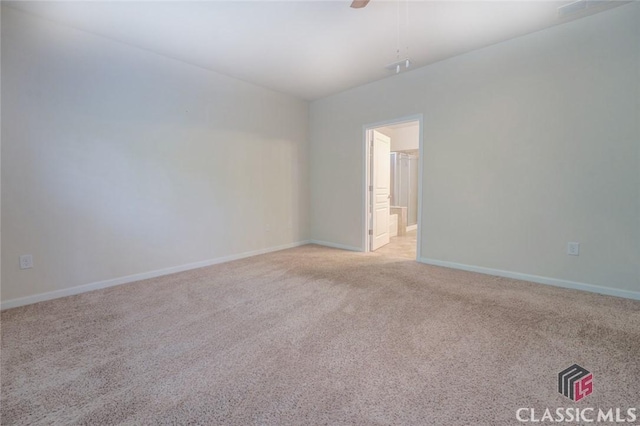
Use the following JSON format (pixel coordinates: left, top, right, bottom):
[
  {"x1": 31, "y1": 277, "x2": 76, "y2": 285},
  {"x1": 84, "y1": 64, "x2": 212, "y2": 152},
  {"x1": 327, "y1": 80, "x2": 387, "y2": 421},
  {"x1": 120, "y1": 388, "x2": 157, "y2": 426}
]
[{"x1": 363, "y1": 116, "x2": 422, "y2": 260}]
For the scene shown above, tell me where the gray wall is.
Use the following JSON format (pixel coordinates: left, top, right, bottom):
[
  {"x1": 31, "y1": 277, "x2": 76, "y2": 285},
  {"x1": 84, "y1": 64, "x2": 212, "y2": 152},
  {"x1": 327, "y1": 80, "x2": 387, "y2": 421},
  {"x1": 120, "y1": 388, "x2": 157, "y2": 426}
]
[
  {"x1": 310, "y1": 3, "x2": 639, "y2": 295},
  {"x1": 1, "y1": 7, "x2": 309, "y2": 303}
]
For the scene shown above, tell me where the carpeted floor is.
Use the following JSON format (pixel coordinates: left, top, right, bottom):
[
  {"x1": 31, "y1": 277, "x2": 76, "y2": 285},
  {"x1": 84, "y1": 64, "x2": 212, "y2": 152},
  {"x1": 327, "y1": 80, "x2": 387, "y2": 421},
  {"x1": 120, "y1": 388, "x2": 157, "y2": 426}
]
[{"x1": 1, "y1": 244, "x2": 639, "y2": 425}]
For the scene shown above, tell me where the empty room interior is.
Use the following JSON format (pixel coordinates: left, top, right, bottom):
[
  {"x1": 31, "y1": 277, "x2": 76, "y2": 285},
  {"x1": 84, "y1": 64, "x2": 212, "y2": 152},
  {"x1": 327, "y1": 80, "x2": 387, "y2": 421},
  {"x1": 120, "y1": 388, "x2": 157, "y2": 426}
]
[{"x1": 1, "y1": 0, "x2": 639, "y2": 424}]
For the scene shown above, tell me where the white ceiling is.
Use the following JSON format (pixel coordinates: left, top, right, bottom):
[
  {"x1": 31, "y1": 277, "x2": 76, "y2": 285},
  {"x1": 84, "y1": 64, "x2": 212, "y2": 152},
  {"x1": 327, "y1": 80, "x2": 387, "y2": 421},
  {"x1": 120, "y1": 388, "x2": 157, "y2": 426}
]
[{"x1": 5, "y1": 1, "x2": 622, "y2": 100}]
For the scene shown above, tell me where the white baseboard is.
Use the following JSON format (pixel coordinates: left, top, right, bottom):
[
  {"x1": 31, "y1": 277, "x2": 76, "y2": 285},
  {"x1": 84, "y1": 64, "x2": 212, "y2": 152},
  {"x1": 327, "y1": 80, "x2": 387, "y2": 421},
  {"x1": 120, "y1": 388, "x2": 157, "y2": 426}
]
[
  {"x1": 309, "y1": 240, "x2": 362, "y2": 252},
  {"x1": 1, "y1": 240, "x2": 312, "y2": 310},
  {"x1": 418, "y1": 257, "x2": 640, "y2": 301},
  {"x1": 406, "y1": 224, "x2": 417, "y2": 232}
]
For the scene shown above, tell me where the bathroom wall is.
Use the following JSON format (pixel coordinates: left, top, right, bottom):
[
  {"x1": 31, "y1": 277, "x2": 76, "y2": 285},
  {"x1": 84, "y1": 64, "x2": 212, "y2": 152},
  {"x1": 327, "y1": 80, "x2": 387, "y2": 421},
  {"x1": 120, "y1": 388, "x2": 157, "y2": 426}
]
[{"x1": 390, "y1": 124, "x2": 419, "y2": 152}]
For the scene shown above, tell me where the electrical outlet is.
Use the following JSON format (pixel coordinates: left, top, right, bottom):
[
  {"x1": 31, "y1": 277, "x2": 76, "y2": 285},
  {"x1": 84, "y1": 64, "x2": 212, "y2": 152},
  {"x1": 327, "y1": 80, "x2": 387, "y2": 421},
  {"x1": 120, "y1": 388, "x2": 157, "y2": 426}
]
[
  {"x1": 19, "y1": 254, "x2": 33, "y2": 269},
  {"x1": 567, "y1": 242, "x2": 580, "y2": 256}
]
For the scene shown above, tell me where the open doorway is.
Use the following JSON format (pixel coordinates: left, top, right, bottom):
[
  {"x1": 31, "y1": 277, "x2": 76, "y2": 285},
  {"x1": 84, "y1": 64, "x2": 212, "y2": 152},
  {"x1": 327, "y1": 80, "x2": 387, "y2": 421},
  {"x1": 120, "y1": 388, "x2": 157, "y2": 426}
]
[{"x1": 363, "y1": 115, "x2": 422, "y2": 260}]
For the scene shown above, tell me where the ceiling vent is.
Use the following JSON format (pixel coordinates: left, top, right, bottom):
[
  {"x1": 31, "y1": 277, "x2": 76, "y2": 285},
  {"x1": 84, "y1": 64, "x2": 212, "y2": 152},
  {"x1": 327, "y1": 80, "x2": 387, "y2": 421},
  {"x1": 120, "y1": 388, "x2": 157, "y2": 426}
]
[{"x1": 558, "y1": 0, "x2": 622, "y2": 19}]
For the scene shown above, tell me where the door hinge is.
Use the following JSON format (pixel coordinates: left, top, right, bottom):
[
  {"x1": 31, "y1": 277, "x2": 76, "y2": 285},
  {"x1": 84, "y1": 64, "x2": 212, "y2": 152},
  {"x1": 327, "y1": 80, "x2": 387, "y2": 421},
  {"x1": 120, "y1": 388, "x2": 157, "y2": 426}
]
[
  {"x1": 369, "y1": 185, "x2": 373, "y2": 191},
  {"x1": 368, "y1": 229, "x2": 373, "y2": 235}
]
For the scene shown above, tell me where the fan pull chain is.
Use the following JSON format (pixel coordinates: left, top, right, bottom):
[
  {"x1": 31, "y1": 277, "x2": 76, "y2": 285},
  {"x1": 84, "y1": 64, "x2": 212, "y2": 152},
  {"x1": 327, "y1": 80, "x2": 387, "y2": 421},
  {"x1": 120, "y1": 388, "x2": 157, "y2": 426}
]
[{"x1": 405, "y1": 0, "x2": 410, "y2": 68}]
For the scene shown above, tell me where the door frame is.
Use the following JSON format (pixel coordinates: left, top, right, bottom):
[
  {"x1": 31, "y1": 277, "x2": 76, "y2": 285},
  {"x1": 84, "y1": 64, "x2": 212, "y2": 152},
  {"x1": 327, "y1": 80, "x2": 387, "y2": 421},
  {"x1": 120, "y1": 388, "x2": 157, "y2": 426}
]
[{"x1": 362, "y1": 113, "x2": 424, "y2": 259}]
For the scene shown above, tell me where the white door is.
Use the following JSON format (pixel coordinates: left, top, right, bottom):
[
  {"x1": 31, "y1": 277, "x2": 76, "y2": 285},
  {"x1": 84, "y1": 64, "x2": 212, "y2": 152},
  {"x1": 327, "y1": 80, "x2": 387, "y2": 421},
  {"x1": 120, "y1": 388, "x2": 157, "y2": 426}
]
[{"x1": 371, "y1": 130, "x2": 391, "y2": 251}]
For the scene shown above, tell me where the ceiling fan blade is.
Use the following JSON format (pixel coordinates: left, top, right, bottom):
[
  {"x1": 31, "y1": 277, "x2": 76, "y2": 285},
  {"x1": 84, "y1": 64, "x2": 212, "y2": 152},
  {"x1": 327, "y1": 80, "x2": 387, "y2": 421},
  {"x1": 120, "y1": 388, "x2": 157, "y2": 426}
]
[{"x1": 350, "y1": 0, "x2": 370, "y2": 9}]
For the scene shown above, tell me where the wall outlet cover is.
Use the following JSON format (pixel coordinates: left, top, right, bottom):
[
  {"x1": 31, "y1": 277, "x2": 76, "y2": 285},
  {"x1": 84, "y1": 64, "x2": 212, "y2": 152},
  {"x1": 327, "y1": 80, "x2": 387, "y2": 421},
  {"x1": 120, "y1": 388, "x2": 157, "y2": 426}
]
[
  {"x1": 20, "y1": 254, "x2": 34, "y2": 269},
  {"x1": 567, "y1": 242, "x2": 580, "y2": 256}
]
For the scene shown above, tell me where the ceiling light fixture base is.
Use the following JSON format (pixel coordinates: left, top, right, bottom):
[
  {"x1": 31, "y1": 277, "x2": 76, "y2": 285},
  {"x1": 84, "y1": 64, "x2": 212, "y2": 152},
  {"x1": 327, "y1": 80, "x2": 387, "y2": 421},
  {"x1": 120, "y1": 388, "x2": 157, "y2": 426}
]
[{"x1": 385, "y1": 58, "x2": 412, "y2": 73}]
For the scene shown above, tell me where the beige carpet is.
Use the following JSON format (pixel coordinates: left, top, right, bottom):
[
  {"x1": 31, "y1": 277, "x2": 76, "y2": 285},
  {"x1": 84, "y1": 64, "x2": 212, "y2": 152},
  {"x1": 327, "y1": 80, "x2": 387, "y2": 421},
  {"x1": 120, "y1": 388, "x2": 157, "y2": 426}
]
[{"x1": 1, "y1": 244, "x2": 639, "y2": 425}]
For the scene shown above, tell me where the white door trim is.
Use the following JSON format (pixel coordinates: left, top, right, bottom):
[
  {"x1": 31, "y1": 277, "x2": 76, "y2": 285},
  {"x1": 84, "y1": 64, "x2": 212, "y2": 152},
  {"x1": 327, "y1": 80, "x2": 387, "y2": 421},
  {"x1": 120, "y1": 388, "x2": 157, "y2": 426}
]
[{"x1": 362, "y1": 113, "x2": 424, "y2": 260}]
